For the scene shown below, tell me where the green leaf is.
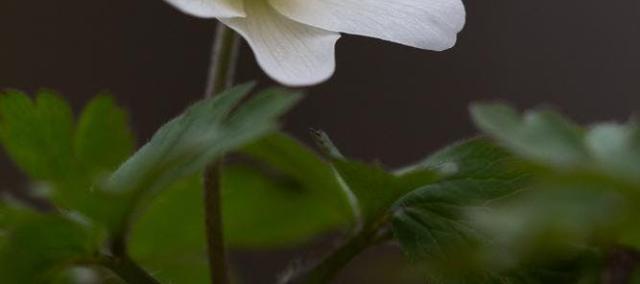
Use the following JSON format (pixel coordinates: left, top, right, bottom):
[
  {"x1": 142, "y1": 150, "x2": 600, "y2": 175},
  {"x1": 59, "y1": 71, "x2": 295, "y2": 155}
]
[
  {"x1": 128, "y1": 176, "x2": 209, "y2": 284},
  {"x1": 308, "y1": 130, "x2": 438, "y2": 224},
  {"x1": 332, "y1": 159, "x2": 439, "y2": 224},
  {"x1": 387, "y1": 140, "x2": 605, "y2": 283},
  {"x1": 318, "y1": 133, "x2": 529, "y2": 257},
  {"x1": 0, "y1": 86, "x2": 302, "y2": 283},
  {"x1": 0, "y1": 90, "x2": 75, "y2": 180},
  {"x1": 102, "y1": 85, "x2": 302, "y2": 232},
  {"x1": 74, "y1": 95, "x2": 135, "y2": 176},
  {"x1": 0, "y1": 203, "x2": 101, "y2": 284},
  {"x1": 309, "y1": 136, "x2": 536, "y2": 282},
  {"x1": 323, "y1": 132, "x2": 530, "y2": 233},
  {"x1": 585, "y1": 122, "x2": 640, "y2": 183},
  {"x1": 391, "y1": 139, "x2": 530, "y2": 260},
  {"x1": 472, "y1": 104, "x2": 640, "y2": 185},
  {"x1": 472, "y1": 185, "x2": 631, "y2": 254},
  {"x1": 468, "y1": 104, "x2": 640, "y2": 280},
  {"x1": 129, "y1": 133, "x2": 351, "y2": 283},
  {"x1": 471, "y1": 103, "x2": 640, "y2": 242},
  {"x1": 224, "y1": 133, "x2": 352, "y2": 247},
  {"x1": 459, "y1": 181, "x2": 632, "y2": 284},
  {"x1": 0, "y1": 91, "x2": 135, "y2": 218},
  {"x1": 470, "y1": 103, "x2": 588, "y2": 167}
]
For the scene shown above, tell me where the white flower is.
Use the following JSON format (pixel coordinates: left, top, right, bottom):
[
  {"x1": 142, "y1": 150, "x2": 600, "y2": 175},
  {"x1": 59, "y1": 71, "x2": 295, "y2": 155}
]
[{"x1": 165, "y1": 0, "x2": 466, "y2": 86}]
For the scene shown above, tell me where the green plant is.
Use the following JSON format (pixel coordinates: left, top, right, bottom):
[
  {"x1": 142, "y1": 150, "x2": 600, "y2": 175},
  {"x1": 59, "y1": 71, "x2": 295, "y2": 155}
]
[{"x1": 3, "y1": 86, "x2": 638, "y2": 283}]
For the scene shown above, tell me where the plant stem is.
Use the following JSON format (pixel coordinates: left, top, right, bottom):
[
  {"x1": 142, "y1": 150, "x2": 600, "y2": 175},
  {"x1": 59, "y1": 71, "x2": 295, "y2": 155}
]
[
  {"x1": 280, "y1": 225, "x2": 392, "y2": 284},
  {"x1": 602, "y1": 246, "x2": 640, "y2": 284},
  {"x1": 99, "y1": 254, "x2": 161, "y2": 284},
  {"x1": 204, "y1": 160, "x2": 229, "y2": 284},
  {"x1": 203, "y1": 22, "x2": 240, "y2": 284}
]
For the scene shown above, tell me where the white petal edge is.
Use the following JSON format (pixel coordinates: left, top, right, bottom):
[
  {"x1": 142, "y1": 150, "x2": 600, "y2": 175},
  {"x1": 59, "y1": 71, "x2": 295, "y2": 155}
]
[
  {"x1": 268, "y1": 0, "x2": 465, "y2": 51},
  {"x1": 163, "y1": 0, "x2": 245, "y2": 18},
  {"x1": 220, "y1": 0, "x2": 341, "y2": 86}
]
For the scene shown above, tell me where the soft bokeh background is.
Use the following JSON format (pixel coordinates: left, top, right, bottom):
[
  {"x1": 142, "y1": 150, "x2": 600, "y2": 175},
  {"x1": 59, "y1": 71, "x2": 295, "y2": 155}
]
[{"x1": 2, "y1": 0, "x2": 640, "y2": 283}]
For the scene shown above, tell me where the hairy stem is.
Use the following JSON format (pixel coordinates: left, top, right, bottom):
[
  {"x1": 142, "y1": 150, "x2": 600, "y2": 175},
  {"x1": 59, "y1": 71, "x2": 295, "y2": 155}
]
[{"x1": 203, "y1": 22, "x2": 240, "y2": 284}]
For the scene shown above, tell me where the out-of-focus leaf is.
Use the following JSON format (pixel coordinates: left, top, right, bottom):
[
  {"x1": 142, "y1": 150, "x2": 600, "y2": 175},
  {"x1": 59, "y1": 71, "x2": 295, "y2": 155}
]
[
  {"x1": 471, "y1": 185, "x2": 631, "y2": 257},
  {"x1": 128, "y1": 176, "x2": 209, "y2": 284},
  {"x1": 74, "y1": 95, "x2": 135, "y2": 177},
  {"x1": 471, "y1": 103, "x2": 640, "y2": 236},
  {"x1": 0, "y1": 90, "x2": 75, "y2": 180},
  {"x1": 0, "y1": 203, "x2": 100, "y2": 284},
  {"x1": 470, "y1": 103, "x2": 588, "y2": 167},
  {"x1": 459, "y1": 183, "x2": 629, "y2": 284},
  {"x1": 414, "y1": 249, "x2": 601, "y2": 284},
  {"x1": 126, "y1": 88, "x2": 302, "y2": 283},
  {"x1": 129, "y1": 133, "x2": 352, "y2": 283},
  {"x1": 50, "y1": 266, "x2": 125, "y2": 284},
  {"x1": 471, "y1": 103, "x2": 640, "y2": 185},
  {"x1": 224, "y1": 133, "x2": 352, "y2": 247},
  {"x1": 585, "y1": 123, "x2": 640, "y2": 183},
  {"x1": 103, "y1": 85, "x2": 301, "y2": 233},
  {"x1": 469, "y1": 103, "x2": 640, "y2": 281},
  {"x1": 0, "y1": 91, "x2": 135, "y2": 218},
  {"x1": 0, "y1": 86, "x2": 302, "y2": 283}
]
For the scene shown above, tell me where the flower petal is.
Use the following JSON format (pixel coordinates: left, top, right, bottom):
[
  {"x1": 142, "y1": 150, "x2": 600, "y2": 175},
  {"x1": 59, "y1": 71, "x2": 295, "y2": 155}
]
[
  {"x1": 163, "y1": 0, "x2": 245, "y2": 18},
  {"x1": 268, "y1": 0, "x2": 465, "y2": 51},
  {"x1": 220, "y1": 0, "x2": 340, "y2": 86}
]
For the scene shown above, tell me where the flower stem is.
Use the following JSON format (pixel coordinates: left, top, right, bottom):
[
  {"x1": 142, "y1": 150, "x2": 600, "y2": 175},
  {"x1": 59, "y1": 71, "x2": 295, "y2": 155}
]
[
  {"x1": 203, "y1": 22, "x2": 240, "y2": 284},
  {"x1": 205, "y1": 23, "x2": 241, "y2": 98}
]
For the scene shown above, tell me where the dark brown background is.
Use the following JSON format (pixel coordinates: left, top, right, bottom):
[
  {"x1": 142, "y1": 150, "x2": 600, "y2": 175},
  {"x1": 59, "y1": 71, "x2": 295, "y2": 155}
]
[{"x1": 2, "y1": 0, "x2": 640, "y2": 283}]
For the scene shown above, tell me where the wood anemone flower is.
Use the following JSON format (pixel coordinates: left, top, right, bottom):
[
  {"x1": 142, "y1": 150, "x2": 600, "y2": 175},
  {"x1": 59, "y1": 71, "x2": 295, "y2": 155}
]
[{"x1": 164, "y1": 0, "x2": 466, "y2": 86}]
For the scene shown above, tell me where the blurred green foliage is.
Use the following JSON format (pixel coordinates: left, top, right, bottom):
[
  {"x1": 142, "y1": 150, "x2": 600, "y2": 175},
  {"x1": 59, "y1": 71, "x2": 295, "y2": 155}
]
[
  {"x1": 312, "y1": 135, "x2": 535, "y2": 283},
  {"x1": 130, "y1": 134, "x2": 354, "y2": 283},
  {"x1": 0, "y1": 202, "x2": 102, "y2": 283},
  {"x1": 0, "y1": 85, "x2": 302, "y2": 283},
  {"x1": 462, "y1": 103, "x2": 640, "y2": 283},
  {"x1": 0, "y1": 90, "x2": 134, "y2": 217},
  {"x1": 1, "y1": 89, "x2": 640, "y2": 284}
]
